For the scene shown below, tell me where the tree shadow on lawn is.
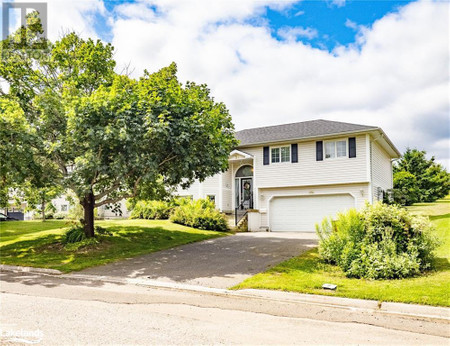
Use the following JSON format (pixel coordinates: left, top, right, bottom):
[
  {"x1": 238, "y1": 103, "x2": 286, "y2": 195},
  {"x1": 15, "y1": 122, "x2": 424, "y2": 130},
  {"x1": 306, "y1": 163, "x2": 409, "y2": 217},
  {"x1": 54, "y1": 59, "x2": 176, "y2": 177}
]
[
  {"x1": 432, "y1": 256, "x2": 450, "y2": 272},
  {"x1": 0, "y1": 225, "x2": 222, "y2": 273},
  {"x1": 429, "y1": 213, "x2": 450, "y2": 221}
]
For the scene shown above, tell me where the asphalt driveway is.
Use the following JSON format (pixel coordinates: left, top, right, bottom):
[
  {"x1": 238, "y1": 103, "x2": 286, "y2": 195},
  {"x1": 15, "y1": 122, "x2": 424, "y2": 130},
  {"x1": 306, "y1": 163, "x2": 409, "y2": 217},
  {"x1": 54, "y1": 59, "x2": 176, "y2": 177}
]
[{"x1": 79, "y1": 232, "x2": 318, "y2": 288}]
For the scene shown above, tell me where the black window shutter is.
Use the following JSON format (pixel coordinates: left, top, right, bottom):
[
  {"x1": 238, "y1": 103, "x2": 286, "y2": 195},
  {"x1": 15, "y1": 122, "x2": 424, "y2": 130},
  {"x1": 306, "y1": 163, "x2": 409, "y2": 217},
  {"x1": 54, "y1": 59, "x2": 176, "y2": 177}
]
[
  {"x1": 263, "y1": 146, "x2": 270, "y2": 165},
  {"x1": 316, "y1": 141, "x2": 323, "y2": 161},
  {"x1": 291, "y1": 143, "x2": 298, "y2": 163},
  {"x1": 349, "y1": 137, "x2": 356, "y2": 158}
]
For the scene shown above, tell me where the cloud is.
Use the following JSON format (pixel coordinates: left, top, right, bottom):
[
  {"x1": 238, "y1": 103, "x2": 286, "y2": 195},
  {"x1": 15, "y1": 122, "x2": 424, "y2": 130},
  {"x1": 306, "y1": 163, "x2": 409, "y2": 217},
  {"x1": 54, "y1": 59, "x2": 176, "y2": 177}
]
[
  {"x1": 278, "y1": 26, "x2": 318, "y2": 41},
  {"x1": 330, "y1": 0, "x2": 347, "y2": 8},
  {"x1": 8, "y1": 0, "x2": 449, "y2": 168},
  {"x1": 345, "y1": 19, "x2": 358, "y2": 30},
  {"x1": 108, "y1": 0, "x2": 449, "y2": 167}
]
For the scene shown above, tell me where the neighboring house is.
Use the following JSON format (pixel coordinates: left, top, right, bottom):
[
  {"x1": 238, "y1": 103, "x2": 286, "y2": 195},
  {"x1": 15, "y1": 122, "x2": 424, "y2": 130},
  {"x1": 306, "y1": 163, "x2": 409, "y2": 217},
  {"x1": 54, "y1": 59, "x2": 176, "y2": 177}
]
[
  {"x1": 52, "y1": 196, "x2": 71, "y2": 213},
  {"x1": 23, "y1": 195, "x2": 130, "y2": 220},
  {"x1": 49, "y1": 196, "x2": 130, "y2": 219},
  {"x1": 178, "y1": 119, "x2": 400, "y2": 232},
  {"x1": 97, "y1": 200, "x2": 130, "y2": 219},
  {"x1": 23, "y1": 196, "x2": 72, "y2": 220}
]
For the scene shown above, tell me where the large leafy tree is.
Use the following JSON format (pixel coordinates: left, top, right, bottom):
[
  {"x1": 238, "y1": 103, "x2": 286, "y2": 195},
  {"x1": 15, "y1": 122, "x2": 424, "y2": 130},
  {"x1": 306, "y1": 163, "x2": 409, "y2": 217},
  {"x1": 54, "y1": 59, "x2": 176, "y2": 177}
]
[
  {"x1": 0, "y1": 99, "x2": 37, "y2": 206},
  {"x1": 1, "y1": 18, "x2": 237, "y2": 236},
  {"x1": 393, "y1": 148, "x2": 450, "y2": 205}
]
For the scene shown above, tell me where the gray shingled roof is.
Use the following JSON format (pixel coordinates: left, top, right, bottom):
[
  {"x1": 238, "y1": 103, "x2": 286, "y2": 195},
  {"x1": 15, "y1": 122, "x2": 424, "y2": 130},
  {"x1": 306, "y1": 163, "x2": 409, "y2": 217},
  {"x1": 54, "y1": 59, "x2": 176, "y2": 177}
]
[{"x1": 235, "y1": 119, "x2": 378, "y2": 147}]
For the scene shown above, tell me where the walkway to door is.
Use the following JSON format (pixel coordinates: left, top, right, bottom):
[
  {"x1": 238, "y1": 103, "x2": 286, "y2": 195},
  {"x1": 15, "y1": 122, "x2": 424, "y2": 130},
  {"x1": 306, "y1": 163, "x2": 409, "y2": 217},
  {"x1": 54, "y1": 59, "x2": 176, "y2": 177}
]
[{"x1": 79, "y1": 232, "x2": 318, "y2": 289}]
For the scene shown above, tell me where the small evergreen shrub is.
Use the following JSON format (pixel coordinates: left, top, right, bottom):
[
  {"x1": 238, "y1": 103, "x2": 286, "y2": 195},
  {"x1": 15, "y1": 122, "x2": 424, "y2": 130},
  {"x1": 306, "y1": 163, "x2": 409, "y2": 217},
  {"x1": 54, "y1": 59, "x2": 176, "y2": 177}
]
[
  {"x1": 63, "y1": 224, "x2": 112, "y2": 246},
  {"x1": 63, "y1": 225, "x2": 86, "y2": 244},
  {"x1": 130, "y1": 200, "x2": 173, "y2": 220},
  {"x1": 170, "y1": 198, "x2": 229, "y2": 232},
  {"x1": 316, "y1": 202, "x2": 438, "y2": 280}
]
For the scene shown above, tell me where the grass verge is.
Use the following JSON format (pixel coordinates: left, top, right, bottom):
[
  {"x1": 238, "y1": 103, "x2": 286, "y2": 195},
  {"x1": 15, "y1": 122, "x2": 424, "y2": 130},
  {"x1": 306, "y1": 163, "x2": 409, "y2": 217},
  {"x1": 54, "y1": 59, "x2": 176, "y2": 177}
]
[
  {"x1": 233, "y1": 197, "x2": 450, "y2": 307},
  {"x1": 0, "y1": 219, "x2": 225, "y2": 272}
]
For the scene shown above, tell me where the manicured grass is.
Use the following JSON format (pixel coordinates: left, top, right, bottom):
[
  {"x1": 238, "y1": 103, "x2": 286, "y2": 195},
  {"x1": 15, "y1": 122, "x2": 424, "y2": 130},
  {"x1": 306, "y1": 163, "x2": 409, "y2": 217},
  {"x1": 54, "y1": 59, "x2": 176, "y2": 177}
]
[
  {"x1": 233, "y1": 196, "x2": 450, "y2": 307},
  {"x1": 0, "y1": 219, "x2": 225, "y2": 272}
]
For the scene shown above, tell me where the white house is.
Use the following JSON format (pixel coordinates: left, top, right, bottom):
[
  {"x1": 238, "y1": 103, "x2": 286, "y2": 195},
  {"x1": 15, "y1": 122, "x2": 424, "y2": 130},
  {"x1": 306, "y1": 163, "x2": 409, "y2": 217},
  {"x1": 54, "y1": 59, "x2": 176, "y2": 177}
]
[{"x1": 178, "y1": 119, "x2": 400, "y2": 232}]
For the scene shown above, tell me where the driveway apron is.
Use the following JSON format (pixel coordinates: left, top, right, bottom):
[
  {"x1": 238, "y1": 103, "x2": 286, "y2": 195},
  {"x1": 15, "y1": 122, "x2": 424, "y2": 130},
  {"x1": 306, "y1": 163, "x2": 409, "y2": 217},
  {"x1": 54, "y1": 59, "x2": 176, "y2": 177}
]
[{"x1": 79, "y1": 232, "x2": 318, "y2": 288}]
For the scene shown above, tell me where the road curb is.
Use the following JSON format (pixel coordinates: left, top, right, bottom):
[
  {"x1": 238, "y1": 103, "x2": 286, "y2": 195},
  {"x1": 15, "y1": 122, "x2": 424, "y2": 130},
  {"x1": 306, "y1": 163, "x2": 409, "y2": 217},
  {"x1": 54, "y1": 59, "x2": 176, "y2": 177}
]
[
  {"x1": 2, "y1": 265, "x2": 449, "y2": 323},
  {"x1": 0, "y1": 264, "x2": 63, "y2": 275},
  {"x1": 61, "y1": 273, "x2": 450, "y2": 323}
]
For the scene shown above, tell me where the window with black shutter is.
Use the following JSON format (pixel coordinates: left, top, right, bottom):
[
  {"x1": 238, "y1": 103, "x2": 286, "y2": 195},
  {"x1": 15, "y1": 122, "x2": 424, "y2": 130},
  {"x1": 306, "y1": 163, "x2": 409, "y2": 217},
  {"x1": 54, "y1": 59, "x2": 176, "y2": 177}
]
[
  {"x1": 291, "y1": 143, "x2": 298, "y2": 163},
  {"x1": 263, "y1": 146, "x2": 270, "y2": 165},
  {"x1": 349, "y1": 137, "x2": 356, "y2": 158},
  {"x1": 316, "y1": 141, "x2": 323, "y2": 161}
]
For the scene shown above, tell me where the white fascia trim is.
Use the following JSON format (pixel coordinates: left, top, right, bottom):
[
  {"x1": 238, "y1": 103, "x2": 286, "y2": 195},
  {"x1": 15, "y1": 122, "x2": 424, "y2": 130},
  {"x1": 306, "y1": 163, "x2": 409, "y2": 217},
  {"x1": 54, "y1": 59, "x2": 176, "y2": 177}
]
[
  {"x1": 229, "y1": 149, "x2": 253, "y2": 160},
  {"x1": 218, "y1": 173, "x2": 223, "y2": 211},
  {"x1": 366, "y1": 134, "x2": 373, "y2": 204}
]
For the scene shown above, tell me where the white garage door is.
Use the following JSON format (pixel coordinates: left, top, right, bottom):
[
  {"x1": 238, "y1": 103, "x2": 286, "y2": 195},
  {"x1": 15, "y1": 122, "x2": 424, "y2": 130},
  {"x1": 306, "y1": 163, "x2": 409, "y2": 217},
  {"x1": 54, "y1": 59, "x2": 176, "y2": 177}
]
[{"x1": 270, "y1": 194, "x2": 355, "y2": 232}]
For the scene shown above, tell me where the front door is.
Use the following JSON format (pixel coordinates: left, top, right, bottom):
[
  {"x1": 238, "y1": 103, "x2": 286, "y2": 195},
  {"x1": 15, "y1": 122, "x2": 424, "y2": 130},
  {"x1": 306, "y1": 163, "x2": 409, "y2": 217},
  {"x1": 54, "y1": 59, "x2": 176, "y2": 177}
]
[{"x1": 239, "y1": 178, "x2": 253, "y2": 209}]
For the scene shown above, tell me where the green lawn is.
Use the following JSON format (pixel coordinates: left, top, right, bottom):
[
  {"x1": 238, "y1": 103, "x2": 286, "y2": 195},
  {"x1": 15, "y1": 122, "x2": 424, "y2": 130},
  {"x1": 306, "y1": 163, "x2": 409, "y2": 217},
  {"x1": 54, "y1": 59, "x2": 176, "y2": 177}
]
[
  {"x1": 233, "y1": 197, "x2": 450, "y2": 307},
  {"x1": 0, "y1": 219, "x2": 224, "y2": 272}
]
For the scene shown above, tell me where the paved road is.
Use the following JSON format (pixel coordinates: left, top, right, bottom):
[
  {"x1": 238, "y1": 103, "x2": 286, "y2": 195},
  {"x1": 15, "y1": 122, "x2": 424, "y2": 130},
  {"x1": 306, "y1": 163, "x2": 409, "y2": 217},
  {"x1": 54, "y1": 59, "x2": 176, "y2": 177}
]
[
  {"x1": 79, "y1": 232, "x2": 318, "y2": 288},
  {"x1": 1, "y1": 272, "x2": 448, "y2": 345}
]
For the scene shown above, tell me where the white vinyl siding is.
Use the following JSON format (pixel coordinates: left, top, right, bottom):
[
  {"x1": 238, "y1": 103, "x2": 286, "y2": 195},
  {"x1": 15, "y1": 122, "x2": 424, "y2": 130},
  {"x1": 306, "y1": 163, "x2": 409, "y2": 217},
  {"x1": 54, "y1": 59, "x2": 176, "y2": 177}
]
[
  {"x1": 221, "y1": 168, "x2": 233, "y2": 212},
  {"x1": 371, "y1": 140, "x2": 393, "y2": 202},
  {"x1": 176, "y1": 175, "x2": 221, "y2": 202},
  {"x1": 245, "y1": 135, "x2": 368, "y2": 189}
]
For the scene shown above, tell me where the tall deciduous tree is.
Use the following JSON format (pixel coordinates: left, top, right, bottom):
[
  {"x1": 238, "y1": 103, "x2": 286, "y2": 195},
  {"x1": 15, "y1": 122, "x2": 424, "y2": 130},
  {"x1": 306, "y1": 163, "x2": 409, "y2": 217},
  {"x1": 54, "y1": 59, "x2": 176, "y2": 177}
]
[
  {"x1": 393, "y1": 148, "x2": 450, "y2": 205},
  {"x1": 1, "y1": 19, "x2": 237, "y2": 236}
]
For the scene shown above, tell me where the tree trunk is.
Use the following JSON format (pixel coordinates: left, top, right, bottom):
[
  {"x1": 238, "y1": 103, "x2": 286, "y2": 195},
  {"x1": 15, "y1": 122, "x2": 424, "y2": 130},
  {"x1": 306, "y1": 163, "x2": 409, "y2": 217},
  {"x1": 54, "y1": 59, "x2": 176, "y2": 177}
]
[
  {"x1": 82, "y1": 192, "x2": 95, "y2": 238},
  {"x1": 41, "y1": 199, "x2": 46, "y2": 222}
]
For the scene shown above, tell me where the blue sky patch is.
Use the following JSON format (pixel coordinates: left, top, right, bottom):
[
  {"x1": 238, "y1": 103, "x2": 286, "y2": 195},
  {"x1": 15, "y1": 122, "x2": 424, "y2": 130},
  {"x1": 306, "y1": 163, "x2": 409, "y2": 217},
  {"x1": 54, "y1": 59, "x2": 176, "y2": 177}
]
[
  {"x1": 97, "y1": 0, "x2": 416, "y2": 51},
  {"x1": 265, "y1": 0, "x2": 415, "y2": 50}
]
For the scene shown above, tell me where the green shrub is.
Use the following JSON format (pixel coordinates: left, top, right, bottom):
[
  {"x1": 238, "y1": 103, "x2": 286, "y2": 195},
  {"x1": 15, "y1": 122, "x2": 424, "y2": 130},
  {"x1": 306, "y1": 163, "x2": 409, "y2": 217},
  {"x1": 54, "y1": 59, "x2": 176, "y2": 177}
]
[
  {"x1": 53, "y1": 212, "x2": 67, "y2": 220},
  {"x1": 63, "y1": 224, "x2": 112, "y2": 246},
  {"x1": 63, "y1": 225, "x2": 86, "y2": 244},
  {"x1": 316, "y1": 202, "x2": 438, "y2": 280},
  {"x1": 170, "y1": 198, "x2": 229, "y2": 232},
  {"x1": 129, "y1": 200, "x2": 173, "y2": 220}
]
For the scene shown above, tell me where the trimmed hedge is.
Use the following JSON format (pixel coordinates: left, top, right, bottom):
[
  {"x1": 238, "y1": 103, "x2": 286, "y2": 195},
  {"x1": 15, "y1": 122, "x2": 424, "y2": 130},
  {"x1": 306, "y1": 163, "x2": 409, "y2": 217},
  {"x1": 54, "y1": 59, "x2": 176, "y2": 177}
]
[
  {"x1": 170, "y1": 198, "x2": 229, "y2": 232},
  {"x1": 128, "y1": 198, "x2": 229, "y2": 232},
  {"x1": 130, "y1": 200, "x2": 173, "y2": 220},
  {"x1": 316, "y1": 202, "x2": 438, "y2": 280}
]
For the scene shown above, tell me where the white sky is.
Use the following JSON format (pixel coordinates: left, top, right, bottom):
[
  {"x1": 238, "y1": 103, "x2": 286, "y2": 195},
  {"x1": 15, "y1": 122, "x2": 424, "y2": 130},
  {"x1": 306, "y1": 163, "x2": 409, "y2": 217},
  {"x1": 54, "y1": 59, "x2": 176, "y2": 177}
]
[{"x1": 7, "y1": 0, "x2": 450, "y2": 167}]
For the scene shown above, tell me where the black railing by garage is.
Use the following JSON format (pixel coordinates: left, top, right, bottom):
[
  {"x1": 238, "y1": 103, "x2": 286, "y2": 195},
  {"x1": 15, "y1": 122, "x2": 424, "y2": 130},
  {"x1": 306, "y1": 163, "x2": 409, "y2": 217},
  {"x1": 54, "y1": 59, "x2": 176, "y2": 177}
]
[{"x1": 235, "y1": 203, "x2": 248, "y2": 226}]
